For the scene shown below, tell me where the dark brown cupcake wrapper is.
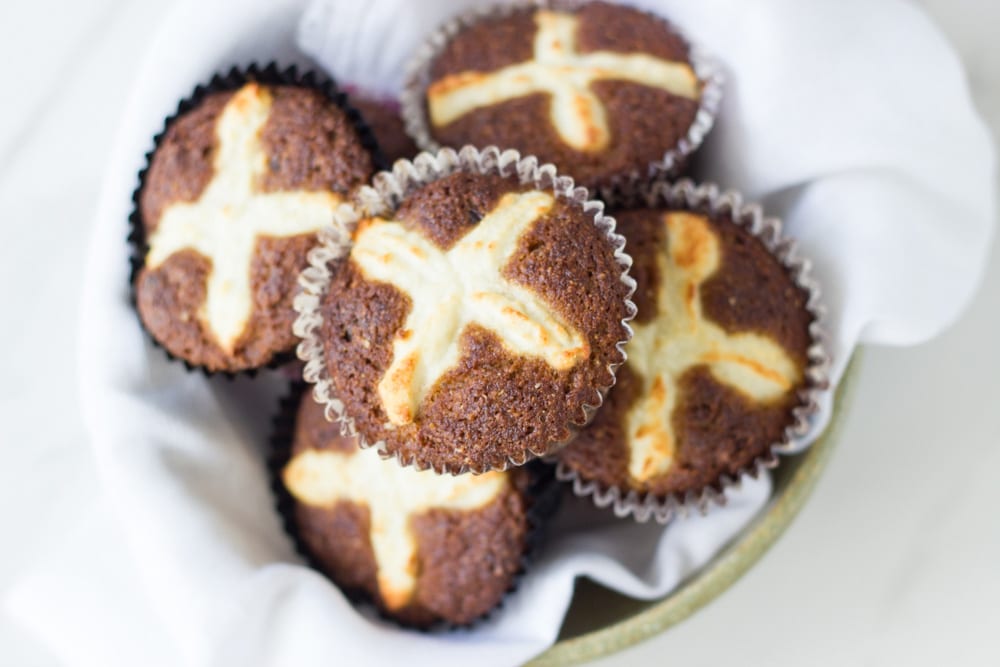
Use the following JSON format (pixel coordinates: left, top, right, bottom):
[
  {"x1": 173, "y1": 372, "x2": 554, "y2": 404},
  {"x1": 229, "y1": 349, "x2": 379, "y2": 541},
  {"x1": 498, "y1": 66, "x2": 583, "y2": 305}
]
[
  {"x1": 294, "y1": 144, "x2": 637, "y2": 474},
  {"x1": 127, "y1": 62, "x2": 388, "y2": 379},
  {"x1": 267, "y1": 381, "x2": 561, "y2": 632},
  {"x1": 554, "y1": 179, "x2": 832, "y2": 524},
  {"x1": 398, "y1": 0, "x2": 723, "y2": 199}
]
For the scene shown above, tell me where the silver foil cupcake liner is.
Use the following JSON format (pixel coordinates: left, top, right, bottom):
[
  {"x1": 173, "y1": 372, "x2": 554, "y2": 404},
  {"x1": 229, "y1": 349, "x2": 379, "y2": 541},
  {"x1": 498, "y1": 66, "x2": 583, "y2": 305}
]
[
  {"x1": 554, "y1": 179, "x2": 832, "y2": 524},
  {"x1": 267, "y1": 381, "x2": 562, "y2": 632},
  {"x1": 398, "y1": 0, "x2": 723, "y2": 199},
  {"x1": 127, "y1": 62, "x2": 386, "y2": 379},
  {"x1": 293, "y1": 144, "x2": 637, "y2": 474}
]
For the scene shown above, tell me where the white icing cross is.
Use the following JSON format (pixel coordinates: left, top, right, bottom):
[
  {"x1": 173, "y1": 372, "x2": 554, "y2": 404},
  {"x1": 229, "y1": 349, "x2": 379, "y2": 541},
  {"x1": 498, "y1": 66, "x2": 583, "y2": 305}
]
[
  {"x1": 145, "y1": 83, "x2": 343, "y2": 354},
  {"x1": 283, "y1": 444, "x2": 508, "y2": 610},
  {"x1": 625, "y1": 212, "x2": 802, "y2": 483},
  {"x1": 352, "y1": 190, "x2": 590, "y2": 426},
  {"x1": 428, "y1": 10, "x2": 699, "y2": 152}
]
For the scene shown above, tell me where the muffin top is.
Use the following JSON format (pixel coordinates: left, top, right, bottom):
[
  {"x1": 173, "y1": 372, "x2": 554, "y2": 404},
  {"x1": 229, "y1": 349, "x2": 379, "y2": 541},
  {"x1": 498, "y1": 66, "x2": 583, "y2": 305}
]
[
  {"x1": 282, "y1": 395, "x2": 529, "y2": 627},
  {"x1": 422, "y1": 1, "x2": 702, "y2": 188},
  {"x1": 318, "y1": 170, "x2": 632, "y2": 473},
  {"x1": 557, "y1": 207, "x2": 814, "y2": 497},
  {"x1": 135, "y1": 81, "x2": 375, "y2": 372}
]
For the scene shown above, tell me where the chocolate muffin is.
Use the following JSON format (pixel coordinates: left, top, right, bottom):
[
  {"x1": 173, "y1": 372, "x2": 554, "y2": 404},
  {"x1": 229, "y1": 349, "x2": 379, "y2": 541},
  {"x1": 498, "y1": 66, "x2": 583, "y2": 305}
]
[
  {"x1": 280, "y1": 393, "x2": 531, "y2": 627},
  {"x1": 307, "y1": 156, "x2": 634, "y2": 474},
  {"x1": 350, "y1": 95, "x2": 420, "y2": 163},
  {"x1": 133, "y1": 79, "x2": 376, "y2": 373},
  {"x1": 404, "y1": 1, "x2": 716, "y2": 190},
  {"x1": 557, "y1": 190, "x2": 826, "y2": 518}
]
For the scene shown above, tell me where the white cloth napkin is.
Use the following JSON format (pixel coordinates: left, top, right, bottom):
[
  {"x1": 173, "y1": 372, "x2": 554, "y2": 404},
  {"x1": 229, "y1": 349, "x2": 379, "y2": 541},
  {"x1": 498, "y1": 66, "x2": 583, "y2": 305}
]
[{"x1": 7, "y1": 0, "x2": 994, "y2": 666}]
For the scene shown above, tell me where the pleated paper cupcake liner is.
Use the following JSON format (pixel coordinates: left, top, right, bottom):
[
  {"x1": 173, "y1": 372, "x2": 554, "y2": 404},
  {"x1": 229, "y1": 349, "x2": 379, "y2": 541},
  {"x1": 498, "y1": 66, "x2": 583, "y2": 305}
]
[
  {"x1": 555, "y1": 179, "x2": 832, "y2": 524},
  {"x1": 127, "y1": 62, "x2": 386, "y2": 378},
  {"x1": 399, "y1": 0, "x2": 723, "y2": 200},
  {"x1": 293, "y1": 144, "x2": 637, "y2": 474},
  {"x1": 267, "y1": 381, "x2": 562, "y2": 632}
]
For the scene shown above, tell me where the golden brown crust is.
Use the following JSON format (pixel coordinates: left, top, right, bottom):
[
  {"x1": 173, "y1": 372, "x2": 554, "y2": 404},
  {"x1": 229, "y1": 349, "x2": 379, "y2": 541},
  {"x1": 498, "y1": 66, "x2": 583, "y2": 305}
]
[
  {"x1": 557, "y1": 207, "x2": 813, "y2": 496},
  {"x1": 425, "y1": 2, "x2": 700, "y2": 189},
  {"x1": 259, "y1": 86, "x2": 374, "y2": 194},
  {"x1": 428, "y1": 11, "x2": 537, "y2": 81},
  {"x1": 319, "y1": 172, "x2": 630, "y2": 471},
  {"x1": 136, "y1": 234, "x2": 322, "y2": 371},
  {"x1": 136, "y1": 251, "x2": 226, "y2": 369},
  {"x1": 663, "y1": 366, "x2": 798, "y2": 491},
  {"x1": 411, "y1": 326, "x2": 579, "y2": 469},
  {"x1": 699, "y1": 220, "x2": 812, "y2": 365},
  {"x1": 613, "y1": 206, "x2": 666, "y2": 326},
  {"x1": 294, "y1": 501, "x2": 380, "y2": 606},
  {"x1": 135, "y1": 84, "x2": 375, "y2": 372},
  {"x1": 393, "y1": 171, "x2": 508, "y2": 250},
  {"x1": 574, "y1": 1, "x2": 691, "y2": 60},
  {"x1": 139, "y1": 92, "x2": 233, "y2": 234},
  {"x1": 409, "y1": 480, "x2": 528, "y2": 625},
  {"x1": 286, "y1": 397, "x2": 530, "y2": 627}
]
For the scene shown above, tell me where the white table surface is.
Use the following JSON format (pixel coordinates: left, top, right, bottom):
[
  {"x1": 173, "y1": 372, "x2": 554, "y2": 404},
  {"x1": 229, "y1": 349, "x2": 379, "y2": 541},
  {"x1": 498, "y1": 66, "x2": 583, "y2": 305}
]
[{"x1": 1, "y1": 1, "x2": 997, "y2": 665}]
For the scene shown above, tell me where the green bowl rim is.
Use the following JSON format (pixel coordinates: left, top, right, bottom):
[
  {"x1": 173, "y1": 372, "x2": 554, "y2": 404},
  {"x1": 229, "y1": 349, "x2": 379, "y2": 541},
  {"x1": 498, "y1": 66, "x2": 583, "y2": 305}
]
[{"x1": 528, "y1": 352, "x2": 861, "y2": 666}]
